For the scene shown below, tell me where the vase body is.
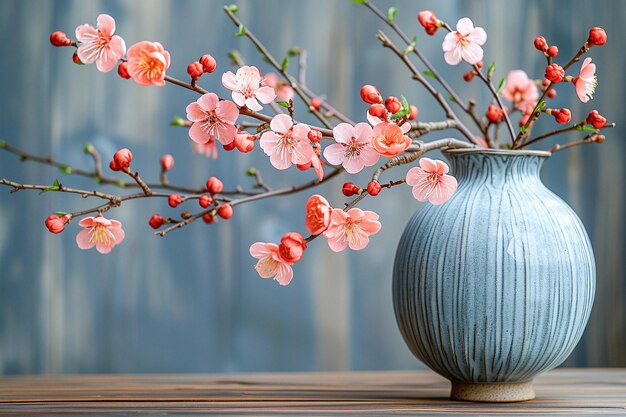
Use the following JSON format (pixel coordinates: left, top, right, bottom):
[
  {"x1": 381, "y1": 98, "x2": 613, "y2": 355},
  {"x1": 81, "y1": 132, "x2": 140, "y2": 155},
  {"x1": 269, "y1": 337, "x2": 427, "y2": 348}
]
[{"x1": 392, "y1": 149, "x2": 595, "y2": 402}]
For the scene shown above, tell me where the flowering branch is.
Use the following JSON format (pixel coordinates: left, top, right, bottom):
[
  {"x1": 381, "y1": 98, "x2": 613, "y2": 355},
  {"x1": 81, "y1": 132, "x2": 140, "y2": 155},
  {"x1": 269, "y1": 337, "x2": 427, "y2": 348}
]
[{"x1": 522, "y1": 121, "x2": 614, "y2": 149}]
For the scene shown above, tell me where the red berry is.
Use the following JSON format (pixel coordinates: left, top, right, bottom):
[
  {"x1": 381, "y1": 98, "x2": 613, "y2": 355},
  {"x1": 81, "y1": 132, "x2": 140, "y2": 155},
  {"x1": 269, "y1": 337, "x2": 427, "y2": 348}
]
[
  {"x1": 368, "y1": 104, "x2": 387, "y2": 119},
  {"x1": 168, "y1": 194, "x2": 183, "y2": 208},
  {"x1": 112, "y1": 148, "x2": 132, "y2": 170},
  {"x1": 586, "y1": 110, "x2": 607, "y2": 129},
  {"x1": 546, "y1": 46, "x2": 559, "y2": 57},
  {"x1": 187, "y1": 61, "x2": 203, "y2": 78},
  {"x1": 486, "y1": 104, "x2": 504, "y2": 123},
  {"x1": 385, "y1": 96, "x2": 402, "y2": 114},
  {"x1": 342, "y1": 182, "x2": 359, "y2": 197},
  {"x1": 148, "y1": 214, "x2": 165, "y2": 229},
  {"x1": 50, "y1": 31, "x2": 71, "y2": 47},
  {"x1": 202, "y1": 212, "x2": 215, "y2": 224},
  {"x1": 417, "y1": 10, "x2": 439, "y2": 35},
  {"x1": 199, "y1": 54, "x2": 217, "y2": 73},
  {"x1": 206, "y1": 177, "x2": 224, "y2": 195},
  {"x1": 308, "y1": 130, "x2": 322, "y2": 142},
  {"x1": 587, "y1": 27, "x2": 607, "y2": 46},
  {"x1": 367, "y1": 181, "x2": 381, "y2": 196},
  {"x1": 534, "y1": 36, "x2": 548, "y2": 52},
  {"x1": 117, "y1": 62, "x2": 131, "y2": 79},
  {"x1": 360, "y1": 85, "x2": 382, "y2": 104},
  {"x1": 310, "y1": 97, "x2": 322, "y2": 111},
  {"x1": 408, "y1": 105, "x2": 419, "y2": 120},
  {"x1": 199, "y1": 195, "x2": 213, "y2": 208},
  {"x1": 217, "y1": 204, "x2": 233, "y2": 219},
  {"x1": 545, "y1": 63, "x2": 565, "y2": 83}
]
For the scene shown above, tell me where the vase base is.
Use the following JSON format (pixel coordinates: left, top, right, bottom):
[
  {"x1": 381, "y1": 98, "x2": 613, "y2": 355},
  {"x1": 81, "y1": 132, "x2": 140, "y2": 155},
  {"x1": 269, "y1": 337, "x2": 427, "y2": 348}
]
[{"x1": 450, "y1": 380, "x2": 535, "y2": 402}]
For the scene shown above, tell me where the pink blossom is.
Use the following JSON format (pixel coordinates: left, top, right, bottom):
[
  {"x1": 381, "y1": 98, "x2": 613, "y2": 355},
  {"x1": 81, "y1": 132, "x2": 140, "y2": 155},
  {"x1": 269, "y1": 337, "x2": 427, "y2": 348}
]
[
  {"x1": 323, "y1": 208, "x2": 381, "y2": 252},
  {"x1": 75, "y1": 215, "x2": 125, "y2": 254},
  {"x1": 193, "y1": 141, "x2": 218, "y2": 159},
  {"x1": 502, "y1": 70, "x2": 539, "y2": 111},
  {"x1": 305, "y1": 194, "x2": 332, "y2": 235},
  {"x1": 311, "y1": 152, "x2": 324, "y2": 181},
  {"x1": 249, "y1": 242, "x2": 293, "y2": 286},
  {"x1": 75, "y1": 14, "x2": 126, "y2": 72},
  {"x1": 573, "y1": 57, "x2": 597, "y2": 103},
  {"x1": 323, "y1": 123, "x2": 379, "y2": 174},
  {"x1": 366, "y1": 111, "x2": 411, "y2": 133},
  {"x1": 442, "y1": 18, "x2": 487, "y2": 65},
  {"x1": 260, "y1": 114, "x2": 313, "y2": 169},
  {"x1": 222, "y1": 66, "x2": 276, "y2": 111},
  {"x1": 405, "y1": 158, "x2": 457, "y2": 205},
  {"x1": 126, "y1": 41, "x2": 170, "y2": 86},
  {"x1": 370, "y1": 122, "x2": 411, "y2": 157},
  {"x1": 263, "y1": 72, "x2": 294, "y2": 102},
  {"x1": 186, "y1": 93, "x2": 239, "y2": 145}
]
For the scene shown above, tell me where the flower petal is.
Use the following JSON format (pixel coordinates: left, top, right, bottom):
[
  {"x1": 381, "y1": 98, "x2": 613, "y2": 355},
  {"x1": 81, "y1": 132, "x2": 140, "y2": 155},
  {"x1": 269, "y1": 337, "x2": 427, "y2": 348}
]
[
  {"x1": 76, "y1": 229, "x2": 95, "y2": 250},
  {"x1": 461, "y1": 42, "x2": 484, "y2": 65},
  {"x1": 353, "y1": 122, "x2": 373, "y2": 144},
  {"x1": 274, "y1": 263, "x2": 294, "y2": 286},
  {"x1": 270, "y1": 114, "x2": 293, "y2": 133},
  {"x1": 467, "y1": 27, "x2": 487, "y2": 45},
  {"x1": 222, "y1": 71, "x2": 239, "y2": 91},
  {"x1": 255, "y1": 86, "x2": 277, "y2": 104},
  {"x1": 96, "y1": 14, "x2": 116, "y2": 36},
  {"x1": 323, "y1": 143, "x2": 345, "y2": 166},
  {"x1": 188, "y1": 122, "x2": 211, "y2": 144},
  {"x1": 332, "y1": 123, "x2": 354, "y2": 144},
  {"x1": 456, "y1": 17, "x2": 475, "y2": 35},
  {"x1": 186, "y1": 102, "x2": 206, "y2": 122}
]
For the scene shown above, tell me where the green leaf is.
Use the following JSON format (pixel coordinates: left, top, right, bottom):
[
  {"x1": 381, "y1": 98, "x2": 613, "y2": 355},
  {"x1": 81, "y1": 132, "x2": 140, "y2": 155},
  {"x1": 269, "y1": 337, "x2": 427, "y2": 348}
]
[
  {"x1": 59, "y1": 166, "x2": 72, "y2": 174},
  {"x1": 422, "y1": 70, "x2": 437, "y2": 79},
  {"x1": 169, "y1": 115, "x2": 186, "y2": 127},
  {"x1": 519, "y1": 125, "x2": 528, "y2": 135},
  {"x1": 276, "y1": 101, "x2": 290, "y2": 109},
  {"x1": 448, "y1": 94, "x2": 458, "y2": 104},
  {"x1": 535, "y1": 100, "x2": 547, "y2": 113},
  {"x1": 228, "y1": 4, "x2": 239, "y2": 13},
  {"x1": 403, "y1": 36, "x2": 417, "y2": 55},
  {"x1": 497, "y1": 78, "x2": 506, "y2": 93},
  {"x1": 387, "y1": 7, "x2": 398, "y2": 23},
  {"x1": 246, "y1": 168, "x2": 258, "y2": 176},
  {"x1": 0, "y1": 139, "x2": 6, "y2": 148},
  {"x1": 39, "y1": 179, "x2": 60, "y2": 195},
  {"x1": 287, "y1": 47, "x2": 301, "y2": 56},
  {"x1": 235, "y1": 24, "x2": 247, "y2": 37},
  {"x1": 487, "y1": 61, "x2": 496, "y2": 78},
  {"x1": 351, "y1": 0, "x2": 368, "y2": 4},
  {"x1": 281, "y1": 56, "x2": 289, "y2": 71},
  {"x1": 54, "y1": 211, "x2": 67, "y2": 216},
  {"x1": 576, "y1": 124, "x2": 599, "y2": 133},
  {"x1": 391, "y1": 95, "x2": 411, "y2": 120}
]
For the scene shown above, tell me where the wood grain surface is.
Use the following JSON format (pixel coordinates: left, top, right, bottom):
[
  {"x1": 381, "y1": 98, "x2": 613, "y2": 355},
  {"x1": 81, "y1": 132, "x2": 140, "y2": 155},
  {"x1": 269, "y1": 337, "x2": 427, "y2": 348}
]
[{"x1": 0, "y1": 369, "x2": 624, "y2": 415}]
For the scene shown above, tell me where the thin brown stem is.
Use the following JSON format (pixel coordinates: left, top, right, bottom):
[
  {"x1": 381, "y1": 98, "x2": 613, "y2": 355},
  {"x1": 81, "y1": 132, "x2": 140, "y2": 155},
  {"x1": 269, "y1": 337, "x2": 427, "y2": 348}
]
[{"x1": 473, "y1": 66, "x2": 516, "y2": 143}]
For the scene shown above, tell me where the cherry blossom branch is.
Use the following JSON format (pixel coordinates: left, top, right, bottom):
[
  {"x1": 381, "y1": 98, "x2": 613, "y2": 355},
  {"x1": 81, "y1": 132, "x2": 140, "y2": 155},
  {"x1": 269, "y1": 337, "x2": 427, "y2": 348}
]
[
  {"x1": 549, "y1": 133, "x2": 604, "y2": 153},
  {"x1": 294, "y1": 48, "x2": 355, "y2": 124},
  {"x1": 223, "y1": 6, "x2": 334, "y2": 130},
  {"x1": 408, "y1": 119, "x2": 458, "y2": 138},
  {"x1": 0, "y1": 178, "x2": 121, "y2": 203},
  {"x1": 375, "y1": 31, "x2": 478, "y2": 145},
  {"x1": 521, "y1": 121, "x2": 614, "y2": 149},
  {"x1": 472, "y1": 65, "x2": 516, "y2": 142}
]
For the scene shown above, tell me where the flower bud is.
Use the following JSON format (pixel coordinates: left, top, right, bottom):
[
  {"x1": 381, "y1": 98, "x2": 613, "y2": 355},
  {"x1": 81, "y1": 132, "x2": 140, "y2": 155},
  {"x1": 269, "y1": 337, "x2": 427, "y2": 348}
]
[
  {"x1": 199, "y1": 54, "x2": 217, "y2": 73},
  {"x1": 486, "y1": 104, "x2": 504, "y2": 123},
  {"x1": 72, "y1": 51, "x2": 83, "y2": 65},
  {"x1": 160, "y1": 154, "x2": 174, "y2": 171},
  {"x1": 187, "y1": 61, "x2": 203, "y2": 78},
  {"x1": 534, "y1": 36, "x2": 548, "y2": 52},
  {"x1": 342, "y1": 182, "x2": 360, "y2": 197},
  {"x1": 206, "y1": 177, "x2": 224, "y2": 194},
  {"x1": 45, "y1": 214, "x2": 69, "y2": 234},
  {"x1": 545, "y1": 63, "x2": 565, "y2": 83},
  {"x1": 168, "y1": 194, "x2": 183, "y2": 208},
  {"x1": 463, "y1": 72, "x2": 475, "y2": 82},
  {"x1": 278, "y1": 232, "x2": 307, "y2": 264},
  {"x1": 592, "y1": 134, "x2": 605, "y2": 143},
  {"x1": 308, "y1": 130, "x2": 322, "y2": 142},
  {"x1": 310, "y1": 97, "x2": 322, "y2": 111},
  {"x1": 199, "y1": 195, "x2": 213, "y2": 208},
  {"x1": 234, "y1": 133, "x2": 255, "y2": 153},
  {"x1": 385, "y1": 96, "x2": 402, "y2": 114},
  {"x1": 408, "y1": 105, "x2": 419, "y2": 120},
  {"x1": 360, "y1": 84, "x2": 382, "y2": 104},
  {"x1": 50, "y1": 31, "x2": 71, "y2": 47},
  {"x1": 368, "y1": 103, "x2": 387, "y2": 119},
  {"x1": 217, "y1": 204, "x2": 233, "y2": 219},
  {"x1": 223, "y1": 141, "x2": 236, "y2": 151},
  {"x1": 202, "y1": 212, "x2": 215, "y2": 223},
  {"x1": 550, "y1": 108, "x2": 571, "y2": 125},
  {"x1": 148, "y1": 214, "x2": 165, "y2": 229},
  {"x1": 112, "y1": 148, "x2": 133, "y2": 171},
  {"x1": 367, "y1": 181, "x2": 382, "y2": 196},
  {"x1": 417, "y1": 10, "x2": 439, "y2": 35},
  {"x1": 117, "y1": 62, "x2": 131, "y2": 79},
  {"x1": 587, "y1": 27, "x2": 607, "y2": 46},
  {"x1": 546, "y1": 45, "x2": 559, "y2": 57},
  {"x1": 586, "y1": 110, "x2": 607, "y2": 129},
  {"x1": 296, "y1": 161, "x2": 312, "y2": 171}
]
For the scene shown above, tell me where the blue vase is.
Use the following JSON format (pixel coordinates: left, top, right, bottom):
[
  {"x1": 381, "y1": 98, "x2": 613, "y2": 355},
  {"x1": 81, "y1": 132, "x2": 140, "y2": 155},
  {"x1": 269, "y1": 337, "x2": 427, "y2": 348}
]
[{"x1": 393, "y1": 149, "x2": 595, "y2": 402}]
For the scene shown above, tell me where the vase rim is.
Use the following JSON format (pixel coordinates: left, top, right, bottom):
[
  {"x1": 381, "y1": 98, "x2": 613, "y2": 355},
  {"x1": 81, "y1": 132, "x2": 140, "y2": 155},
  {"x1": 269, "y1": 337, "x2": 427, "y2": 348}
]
[{"x1": 443, "y1": 148, "x2": 551, "y2": 158}]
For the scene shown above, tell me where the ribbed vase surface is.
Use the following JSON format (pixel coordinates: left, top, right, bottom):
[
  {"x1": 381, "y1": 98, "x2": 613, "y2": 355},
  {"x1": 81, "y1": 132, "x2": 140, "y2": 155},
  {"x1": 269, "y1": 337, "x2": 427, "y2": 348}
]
[{"x1": 392, "y1": 149, "x2": 595, "y2": 402}]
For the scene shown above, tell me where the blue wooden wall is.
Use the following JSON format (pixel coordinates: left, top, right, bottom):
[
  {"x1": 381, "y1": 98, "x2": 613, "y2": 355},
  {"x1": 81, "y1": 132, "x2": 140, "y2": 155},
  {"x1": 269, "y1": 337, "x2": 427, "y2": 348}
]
[{"x1": 0, "y1": 0, "x2": 624, "y2": 374}]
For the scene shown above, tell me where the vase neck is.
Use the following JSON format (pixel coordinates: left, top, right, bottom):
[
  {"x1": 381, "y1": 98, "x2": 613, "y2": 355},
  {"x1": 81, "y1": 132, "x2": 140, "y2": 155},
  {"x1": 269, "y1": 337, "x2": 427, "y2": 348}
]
[{"x1": 445, "y1": 152, "x2": 548, "y2": 186}]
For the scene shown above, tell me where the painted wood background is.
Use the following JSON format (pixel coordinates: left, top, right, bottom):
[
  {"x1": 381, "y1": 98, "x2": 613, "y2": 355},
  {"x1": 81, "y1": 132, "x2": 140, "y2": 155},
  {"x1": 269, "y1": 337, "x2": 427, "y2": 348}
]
[{"x1": 0, "y1": 0, "x2": 624, "y2": 374}]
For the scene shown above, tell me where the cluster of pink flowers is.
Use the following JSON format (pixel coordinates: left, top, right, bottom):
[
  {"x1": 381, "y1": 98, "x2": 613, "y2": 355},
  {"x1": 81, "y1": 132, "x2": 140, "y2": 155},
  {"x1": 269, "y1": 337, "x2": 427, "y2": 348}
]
[{"x1": 41, "y1": 9, "x2": 610, "y2": 285}]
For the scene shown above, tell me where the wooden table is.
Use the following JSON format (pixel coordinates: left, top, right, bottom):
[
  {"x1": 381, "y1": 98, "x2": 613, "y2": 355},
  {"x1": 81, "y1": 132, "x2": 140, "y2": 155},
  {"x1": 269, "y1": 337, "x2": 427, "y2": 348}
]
[{"x1": 0, "y1": 369, "x2": 624, "y2": 415}]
